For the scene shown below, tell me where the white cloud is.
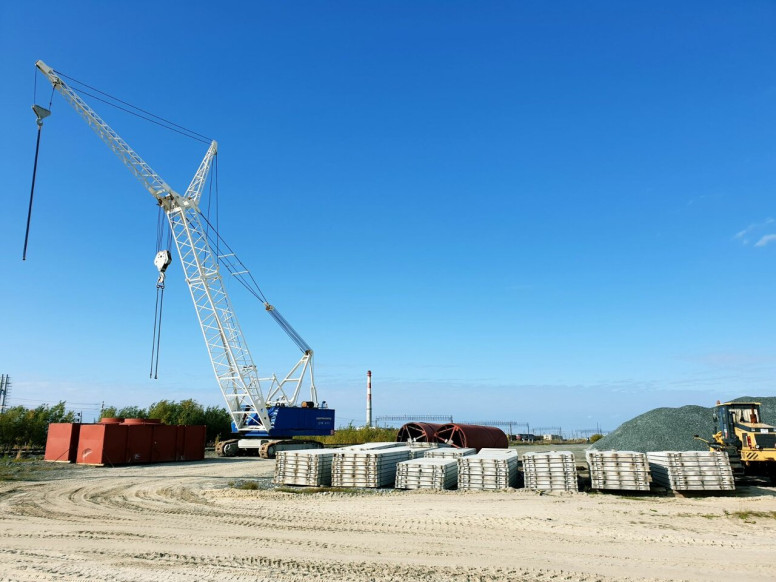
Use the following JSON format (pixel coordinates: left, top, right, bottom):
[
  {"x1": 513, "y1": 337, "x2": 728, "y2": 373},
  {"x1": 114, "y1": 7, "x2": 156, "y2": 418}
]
[
  {"x1": 735, "y1": 218, "x2": 774, "y2": 245},
  {"x1": 755, "y1": 234, "x2": 776, "y2": 247}
]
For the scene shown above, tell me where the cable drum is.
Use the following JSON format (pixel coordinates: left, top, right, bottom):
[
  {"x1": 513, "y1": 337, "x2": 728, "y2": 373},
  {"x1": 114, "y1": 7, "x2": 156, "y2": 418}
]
[
  {"x1": 396, "y1": 422, "x2": 445, "y2": 443},
  {"x1": 434, "y1": 423, "x2": 508, "y2": 451}
]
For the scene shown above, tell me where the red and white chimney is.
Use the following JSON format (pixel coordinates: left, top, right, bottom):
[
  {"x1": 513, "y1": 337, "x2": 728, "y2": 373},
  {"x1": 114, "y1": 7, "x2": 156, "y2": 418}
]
[{"x1": 366, "y1": 370, "x2": 372, "y2": 427}]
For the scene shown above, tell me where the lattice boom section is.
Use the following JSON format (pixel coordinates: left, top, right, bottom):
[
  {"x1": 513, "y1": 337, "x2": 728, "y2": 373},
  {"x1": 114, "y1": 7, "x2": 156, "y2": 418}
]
[{"x1": 167, "y1": 203, "x2": 270, "y2": 430}]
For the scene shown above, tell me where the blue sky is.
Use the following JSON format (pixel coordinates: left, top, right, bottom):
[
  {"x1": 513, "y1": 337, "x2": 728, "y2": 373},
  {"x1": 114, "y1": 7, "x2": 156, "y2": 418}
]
[{"x1": 1, "y1": 2, "x2": 775, "y2": 433}]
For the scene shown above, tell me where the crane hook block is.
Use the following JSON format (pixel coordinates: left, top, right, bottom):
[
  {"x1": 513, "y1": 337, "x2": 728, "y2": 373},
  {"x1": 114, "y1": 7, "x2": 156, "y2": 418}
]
[
  {"x1": 154, "y1": 250, "x2": 172, "y2": 286},
  {"x1": 32, "y1": 104, "x2": 51, "y2": 126},
  {"x1": 154, "y1": 250, "x2": 172, "y2": 273}
]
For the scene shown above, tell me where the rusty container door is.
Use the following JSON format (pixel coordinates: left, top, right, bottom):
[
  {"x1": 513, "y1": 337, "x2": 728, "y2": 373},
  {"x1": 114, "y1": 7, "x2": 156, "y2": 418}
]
[
  {"x1": 181, "y1": 425, "x2": 206, "y2": 461},
  {"x1": 44, "y1": 423, "x2": 81, "y2": 463},
  {"x1": 77, "y1": 423, "x2": 128, "y2": 465},
  {"x1": 175, "y1": 425, "x2": 186, "y2": 461},
  {"x1": 151, "y1": 424, "x2": 177, "y2": 463},
  {"x1": 124, "y1": 423, "x2": 154, "y2": 464}
]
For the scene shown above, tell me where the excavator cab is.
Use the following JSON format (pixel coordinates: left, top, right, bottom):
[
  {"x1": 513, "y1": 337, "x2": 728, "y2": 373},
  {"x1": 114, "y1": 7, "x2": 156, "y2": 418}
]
[{"x1": 715, "y1": 402, "x2": 765, "y2": 436}]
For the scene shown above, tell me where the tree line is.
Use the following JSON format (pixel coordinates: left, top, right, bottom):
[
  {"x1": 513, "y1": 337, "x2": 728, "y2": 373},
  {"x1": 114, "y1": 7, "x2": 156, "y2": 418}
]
[{"x1": 0, "y1": 399, "x2": 233, "y2": 452}]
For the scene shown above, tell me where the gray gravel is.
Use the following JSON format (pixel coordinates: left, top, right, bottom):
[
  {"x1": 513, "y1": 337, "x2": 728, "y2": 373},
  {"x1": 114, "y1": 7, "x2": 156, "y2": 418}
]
[{"x1": 591, "y1": 396, "x2": 776, "y2": 452}]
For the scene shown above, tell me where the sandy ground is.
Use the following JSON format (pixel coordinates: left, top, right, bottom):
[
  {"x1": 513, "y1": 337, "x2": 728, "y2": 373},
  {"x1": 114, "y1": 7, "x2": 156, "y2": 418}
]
[{"x1": 1, "y1": 456, "x2": 776, "y2": 582}]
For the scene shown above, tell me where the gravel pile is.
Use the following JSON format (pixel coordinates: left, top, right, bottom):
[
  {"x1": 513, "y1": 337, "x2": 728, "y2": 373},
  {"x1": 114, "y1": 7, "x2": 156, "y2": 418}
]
[{"x1": 591, "y1": 396, "x2": 776, "y2": 453}]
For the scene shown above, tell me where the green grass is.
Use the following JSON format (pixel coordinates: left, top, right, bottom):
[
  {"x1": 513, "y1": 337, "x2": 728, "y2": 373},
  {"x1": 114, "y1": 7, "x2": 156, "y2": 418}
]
[
  {"x1": 275, "y1": 486, "x2": 354, "y2": 495},
  {"x1": 725, "y1": 510, "x2": 776, "y2": 521},
  {"x1": 0, "y1": 457, "x2": 50, "y2": 482},
  {"x1": 227, "y1": 480, "x2": 260, "y2": 490},
  {"x1": 676, "y1": 512, "x2": 720, "y2": 519}
]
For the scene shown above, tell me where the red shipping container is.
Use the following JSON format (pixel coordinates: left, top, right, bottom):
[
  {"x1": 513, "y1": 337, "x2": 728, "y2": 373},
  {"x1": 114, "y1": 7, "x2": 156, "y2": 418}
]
[
  {"x1": 181, "y1": 425, "x2": 206, "y2": 461},
  {"x1": 77, "y1": 423, "x2": 128, "y2": 465},
  {"x1": 44, "y1": 423, "x2": 81, "y2": 463},
  {"x1": 124, "y1": 424, "x2": 154, "y2": 464},
  {"x1": 151, "y1": 424, "x2": 178, "y2": 463}
]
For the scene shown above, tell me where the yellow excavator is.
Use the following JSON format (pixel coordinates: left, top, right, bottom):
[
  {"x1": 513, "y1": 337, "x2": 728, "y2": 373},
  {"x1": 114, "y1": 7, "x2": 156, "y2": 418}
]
[{"x1": 696, "y1": 401, "x2": 776, "y2": 483}]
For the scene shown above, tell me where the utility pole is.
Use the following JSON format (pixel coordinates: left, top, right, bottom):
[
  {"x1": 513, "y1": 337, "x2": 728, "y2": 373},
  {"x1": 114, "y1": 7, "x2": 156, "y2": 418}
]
[{"x1": 0, "y1": 374, "x2": 10, "y2": 414}]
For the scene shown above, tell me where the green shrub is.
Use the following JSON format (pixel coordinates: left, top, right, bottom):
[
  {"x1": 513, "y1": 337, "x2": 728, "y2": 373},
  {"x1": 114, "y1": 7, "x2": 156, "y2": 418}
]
[
  {"x1": 312, "y1": 423, "x2": 398, "y2": 445},
  {"x1": 0, "y1": 402, "x2": 76, "y2": 451},
  {"x1": 101, "y1": 399, "x2": 233, "y2": 444}
]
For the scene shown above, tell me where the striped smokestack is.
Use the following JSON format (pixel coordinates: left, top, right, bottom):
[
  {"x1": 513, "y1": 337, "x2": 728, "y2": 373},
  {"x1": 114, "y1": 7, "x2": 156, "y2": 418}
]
[{"x1": 366, "y1": 370, "x2": 372, "y2": 427}]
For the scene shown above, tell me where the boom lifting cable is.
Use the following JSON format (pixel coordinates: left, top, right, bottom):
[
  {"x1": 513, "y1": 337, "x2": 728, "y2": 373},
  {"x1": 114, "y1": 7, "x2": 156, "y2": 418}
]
[
  {"x1": 24, "y1": 65, "x2": 212, "y2": 260},
  {"x1": 71, "y1": 87, "x2": 211, "y2": 145},
  {"x1": 198, "y1": 211, "x2": 269, "y2": 304},
  {"x1": 52, "y1": 69, "x2": 212, "y2": 144},
  {"x1": 197, "y1": 212, "x2": 312, "y2": 354}
]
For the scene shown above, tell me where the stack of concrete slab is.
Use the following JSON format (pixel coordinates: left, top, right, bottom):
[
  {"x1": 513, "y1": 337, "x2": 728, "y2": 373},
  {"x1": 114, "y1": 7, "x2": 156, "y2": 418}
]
[
  {"x1": 424, "y1": 447, "x2": 476, "y2": 459},
  {"x1": 522, "y1": 451, "x2": 578, "y2": 492},
  {"x1": 274, "y1": 449, "x2": 336, "y2": 487},
  {"x1": 405, "y1": 442, "x2": 447, "y2": 459},
  {"x1": 395, "y1": 457, "x2": 458, "y2": 490},
  {"x1": 331, "y1": 446, "x2": 412, "y2": 487},
  {"x1": 342, "y1": 442, "x2": 405, "y2": 451},
  {"x1": 646, "y1": 451, "x2": 735, "y2": 491},
  {"x1": 586, "y1": 450, "x2": 650, "y2": 491},
  {"x1": 457, "y1": 449, "x2": 518, "y2": 490}
]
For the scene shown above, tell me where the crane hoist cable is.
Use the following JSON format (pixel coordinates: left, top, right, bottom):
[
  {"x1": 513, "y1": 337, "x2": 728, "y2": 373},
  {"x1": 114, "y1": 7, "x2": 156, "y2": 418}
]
[
  {"x1": 206, "y1": 153, "x2": 220, "y2": 258},
  {"x1": 149, "y1": 207, "x2": 173, "y2": 379},
  {"x1": 22, "y1": 83, "x2": 54, "y2": 261}
]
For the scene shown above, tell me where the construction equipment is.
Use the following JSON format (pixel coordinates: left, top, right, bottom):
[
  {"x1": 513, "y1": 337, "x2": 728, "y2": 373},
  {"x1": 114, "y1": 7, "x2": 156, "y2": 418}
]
[
  {"x1": 33, "y1": 60, "x2": 334, "y2": 458},
  {"x1": 695, "y1": 401, "x2": 776, "y2": 483}
]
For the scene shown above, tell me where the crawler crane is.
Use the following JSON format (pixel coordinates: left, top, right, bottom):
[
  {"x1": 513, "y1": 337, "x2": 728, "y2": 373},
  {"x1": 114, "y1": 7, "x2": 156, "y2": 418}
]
[{"x1": 34, "y1": 60, "x2": 334, "y2": 457}]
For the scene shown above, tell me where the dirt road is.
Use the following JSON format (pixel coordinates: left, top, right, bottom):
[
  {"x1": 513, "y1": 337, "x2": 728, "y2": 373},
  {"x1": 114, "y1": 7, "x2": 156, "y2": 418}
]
[{"x1": 1, "y1": 457, "x2": 775, "y2": 581}]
